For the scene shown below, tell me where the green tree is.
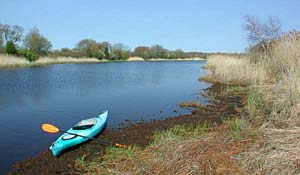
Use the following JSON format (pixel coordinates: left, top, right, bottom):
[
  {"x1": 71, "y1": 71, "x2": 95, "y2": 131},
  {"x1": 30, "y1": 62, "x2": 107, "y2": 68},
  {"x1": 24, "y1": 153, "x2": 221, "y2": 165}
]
[
  {"x1": 174, "y1": 49, "x2": 185, "y2": 59},
  {"x1": 5, "y1": 41, "x2": 17, "y2": 55},
  {"x1": 101, "y1": 41, "x2": 111, "y2": 60},
  {"x1": 59, "y1": 48, "x2": 73, "y2": 57},
  {"x1": 111, "y1": 43, "x2": 130, "y2": 60},
  {"x1": 91, "y1": 49, "x2": 105, "y2": 59},
  {"x1": 76, "y1": 39, "x2": 99, "y2": 57},
  {"x1": 166, "y1": 51, "x2": 177, "y2": 59},
  {"x1": 151, "y1": 44, "x2": 168, "y2": 58},
  {"x1": 133, "y1": 46, "x2": 151, "y2": 59},
  {"x1": 24, "y1": 27, "x2": 52, "y2": 55}
]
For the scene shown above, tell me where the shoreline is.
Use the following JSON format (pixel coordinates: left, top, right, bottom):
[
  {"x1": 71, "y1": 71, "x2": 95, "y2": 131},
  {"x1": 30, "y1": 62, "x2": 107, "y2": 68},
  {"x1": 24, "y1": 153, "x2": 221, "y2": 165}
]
[
  {"x1": 9, "y1": 83, "x2": 248, "y2": 174},
  {"x1": 0, "y1": 55, "x2": 205, "y2": 70}
]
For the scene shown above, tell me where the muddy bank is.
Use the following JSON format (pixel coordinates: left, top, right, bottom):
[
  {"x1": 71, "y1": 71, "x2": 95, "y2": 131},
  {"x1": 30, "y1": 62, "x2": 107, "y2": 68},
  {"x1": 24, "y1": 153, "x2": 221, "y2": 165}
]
[{"x1": 9, "y1": 83, "x2": 246, "y2": 175}]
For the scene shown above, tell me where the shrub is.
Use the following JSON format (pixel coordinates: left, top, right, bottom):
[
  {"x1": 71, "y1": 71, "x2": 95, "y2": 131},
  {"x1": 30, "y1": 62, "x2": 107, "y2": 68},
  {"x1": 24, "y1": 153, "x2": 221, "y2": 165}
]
[
  {"x1": 18, "y1": 49, "x2": 39, "y2": 62},
  {"x1": 90, "y1": 49, "x2": 105, "y2": 59},
  {"x1": 5, "y1": 41, "x2": 17, "y2": 55}
]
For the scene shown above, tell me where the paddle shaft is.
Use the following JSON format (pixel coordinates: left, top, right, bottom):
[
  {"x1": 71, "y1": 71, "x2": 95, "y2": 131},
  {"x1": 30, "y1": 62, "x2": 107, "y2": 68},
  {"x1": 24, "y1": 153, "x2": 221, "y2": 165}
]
[{"x1": 60, "y1": 130, "x2": 124, "y2": 147}]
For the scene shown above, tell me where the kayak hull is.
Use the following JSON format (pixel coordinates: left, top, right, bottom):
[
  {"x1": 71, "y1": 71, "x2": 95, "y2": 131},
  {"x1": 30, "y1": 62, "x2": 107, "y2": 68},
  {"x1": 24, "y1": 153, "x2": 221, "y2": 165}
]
[{"x1": 49, "y1": 111, "x2": 108, "y2": 156}]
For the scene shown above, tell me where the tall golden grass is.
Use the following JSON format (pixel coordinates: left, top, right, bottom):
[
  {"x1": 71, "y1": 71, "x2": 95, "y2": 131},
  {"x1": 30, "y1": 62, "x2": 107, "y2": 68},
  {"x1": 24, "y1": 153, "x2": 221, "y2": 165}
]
[
  {"x1": 203, "y1": 55, "x2": 268, "y2": 85},
  {"x1": 262, "y1": 32, "x2": 300, "y2": 125},
  {"x1": 204, "y1": 31, "x2": 300, "y2": 174},
  {"x1": 0, "y1": 54, "x2": 30, "y2": 68},
  {"x1": 0, "y1": 54, "x2": 102, "y2": 68},
  {"x1": 205, "y1": 31, "x2": 300, "y2": 125}
]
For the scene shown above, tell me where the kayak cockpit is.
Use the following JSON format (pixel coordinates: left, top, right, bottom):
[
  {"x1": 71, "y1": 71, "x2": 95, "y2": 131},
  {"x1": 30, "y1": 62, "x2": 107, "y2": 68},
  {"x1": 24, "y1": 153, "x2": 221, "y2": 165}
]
[
  {"x1": 73, "y1": 118, "x2": 97, "y2": 130},
  {"x1": 61, "y1": 118, "x2": 98, "y2": 140}
]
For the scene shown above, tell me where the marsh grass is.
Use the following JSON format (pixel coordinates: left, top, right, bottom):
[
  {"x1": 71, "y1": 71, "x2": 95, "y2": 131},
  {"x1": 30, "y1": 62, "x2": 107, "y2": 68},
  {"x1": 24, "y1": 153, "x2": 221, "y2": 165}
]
[
  {"x1": 225, "y1": 85, "x2": 243, "y2": 93},
  {"x1": 153, "y1": 122, "x2": 211, "y2": 142},
  {"x1": 203, "y1": 31, "x2": 300, "y2": 126},
  {"x1": 0, "y1": 54, "x2": 103, "y2": 69},
  {"x1": 203, "y1": 55, "x2": 268, "y2": 85},
  {"x1": 203, "y1": 31, "x2": 300, "y2": 174},
  {"x1": 178, "y1": 101, "x2": 205, "y2": 109},
  {"x1": 74, "y1": 154, "x2": 98, "y2": 173},
  {"x1": 261, "y1": 32, "x2": 300, "y2": 126},
  {"x1": 225, "y1": 118, "x2": 253, "y2": 139},
  {"x1": 246, "y1": 89, "x2": 266, "y2": 118},
  {"x1": 0, "y1": 54, "x2": 30, "y2": 68},
  {"x1": 103, "y1": 145, "x2": 137, "y2": 163},
  {"x1": 74, "y1": 123, "x2": 214, "y2": 174},
  {"x1": 237, "y1": 128, "x2": 300, "y2": 175}
]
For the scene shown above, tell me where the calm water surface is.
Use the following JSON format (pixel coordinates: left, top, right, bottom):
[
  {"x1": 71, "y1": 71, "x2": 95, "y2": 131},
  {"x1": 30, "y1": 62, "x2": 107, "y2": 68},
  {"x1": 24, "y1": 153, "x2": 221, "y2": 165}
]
[{"x1": 0, "y1": 61, "x2": 209, "y2": 173}]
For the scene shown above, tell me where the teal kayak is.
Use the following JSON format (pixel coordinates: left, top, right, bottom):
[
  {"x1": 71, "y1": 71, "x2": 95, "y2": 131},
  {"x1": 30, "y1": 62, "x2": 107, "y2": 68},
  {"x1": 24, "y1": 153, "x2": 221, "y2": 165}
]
[{"x1": 49, "y1": 110, "x2": 108, "y2": 156}]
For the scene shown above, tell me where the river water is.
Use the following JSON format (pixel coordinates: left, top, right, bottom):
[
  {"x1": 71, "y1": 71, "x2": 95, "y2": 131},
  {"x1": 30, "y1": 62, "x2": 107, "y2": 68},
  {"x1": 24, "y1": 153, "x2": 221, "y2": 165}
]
[{"x1": 0, "y1": 61, "x2": 209, "y2": 173}]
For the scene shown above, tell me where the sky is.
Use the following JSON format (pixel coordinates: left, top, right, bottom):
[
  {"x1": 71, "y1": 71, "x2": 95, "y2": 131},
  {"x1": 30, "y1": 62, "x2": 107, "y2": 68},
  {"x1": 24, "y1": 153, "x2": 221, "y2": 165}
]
[{"x1": 0, "y1": 0, "x2": 300, "y2": 53}]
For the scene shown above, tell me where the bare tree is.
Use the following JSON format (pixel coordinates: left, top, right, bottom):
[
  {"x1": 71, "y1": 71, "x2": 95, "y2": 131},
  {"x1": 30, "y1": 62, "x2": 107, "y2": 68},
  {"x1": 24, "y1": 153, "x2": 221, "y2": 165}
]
[
  {"x1": 0, "y1": 25, "x2": 4, "y2": 52},
  {"x1": 244, "y1": 15, "x2": 281, "y2": 59},
  {"x1": 0, "y1": 24, "x2": 24, "y2": 43},
  {"x1": 264, "y1": 17, "x2": 281, "y2": 40}
]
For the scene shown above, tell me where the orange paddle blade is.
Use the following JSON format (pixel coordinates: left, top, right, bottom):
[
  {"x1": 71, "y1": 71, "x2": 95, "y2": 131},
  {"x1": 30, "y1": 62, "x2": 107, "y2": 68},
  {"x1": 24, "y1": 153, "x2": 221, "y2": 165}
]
[
  {"x1": 41, "y1": 123, "x2": 60, "y2": 133},
  {"x1": 115, "y1": 143, "x2": 128, "y2": 149}
]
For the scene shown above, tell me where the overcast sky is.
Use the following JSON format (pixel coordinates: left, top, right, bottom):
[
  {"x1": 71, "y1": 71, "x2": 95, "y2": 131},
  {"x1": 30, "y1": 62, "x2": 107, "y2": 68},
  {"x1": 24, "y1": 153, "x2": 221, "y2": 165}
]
[{"x1": 1, "y1": 0, "x2": 300, "y2": 52}]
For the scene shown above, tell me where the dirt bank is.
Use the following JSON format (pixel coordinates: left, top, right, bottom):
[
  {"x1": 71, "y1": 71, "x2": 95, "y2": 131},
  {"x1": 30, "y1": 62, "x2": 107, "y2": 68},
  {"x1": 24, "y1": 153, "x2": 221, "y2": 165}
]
[{"x1": 9, "y1": 83, "x2": 247, "y2": 175}]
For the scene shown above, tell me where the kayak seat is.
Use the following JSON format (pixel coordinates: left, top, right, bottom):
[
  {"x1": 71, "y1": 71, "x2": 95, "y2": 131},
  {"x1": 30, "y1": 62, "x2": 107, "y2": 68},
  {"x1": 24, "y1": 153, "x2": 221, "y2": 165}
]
[
  {"x1": 73, "y1": 124, "x2": 94, "y2": 130},
  {"x1": 72, "y1": 118, "x2": 97, "y2": 130}
]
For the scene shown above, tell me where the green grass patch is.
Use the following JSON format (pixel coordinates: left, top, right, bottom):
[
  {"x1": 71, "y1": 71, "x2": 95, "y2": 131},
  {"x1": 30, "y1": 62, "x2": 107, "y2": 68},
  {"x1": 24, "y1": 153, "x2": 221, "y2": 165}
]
[
  {"x1": 226, "y1": 117, "x2": 254, "y2": 139},
  {"x1": 74, "y1": 154, "x2": 97, "y2": 173},
  {"x1": 247, "y1": 90, "x2": 265, "y2": 117},
  {"x1": 226, "y1": 85, "x2": 243, "y2": 93},
  {"x1": 153, "y1": 122, "x2": 211, "y2": 143},
  {"x1": 102, "y1": 145, "x2": 139, "y2": 163}
]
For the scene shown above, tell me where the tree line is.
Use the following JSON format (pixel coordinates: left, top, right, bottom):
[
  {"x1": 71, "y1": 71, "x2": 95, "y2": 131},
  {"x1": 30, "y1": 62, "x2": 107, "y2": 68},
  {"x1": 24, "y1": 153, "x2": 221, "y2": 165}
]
[
  {"x1": 0, "y1": 24, "x2": 52, "y2": 61},
  {"x1": 132, "y1": 45, "x2": 206, "y2": 60},
  {"x1": 52, "y1": 43, "x2": 206, "y2": 60},
  {"x1": 52, "y1": 40, "x2": 131, "y2": 60},
  {"x1": 0, "y1": 23, "x2": 206, "y2": 62}
]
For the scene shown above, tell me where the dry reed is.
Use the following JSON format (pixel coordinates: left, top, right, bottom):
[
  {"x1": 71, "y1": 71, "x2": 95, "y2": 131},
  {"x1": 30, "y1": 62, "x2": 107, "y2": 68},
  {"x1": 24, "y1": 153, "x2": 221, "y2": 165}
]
[
  {"x1": 203, "y1": 55, "x2": 268, "y2": 85},
  {"x1": 202, "y1": 31, "x2": 300, "y2": 174},
  {"x1": 0, "y1": 54, "x2": 103, "y2": 68},
  {"x1": 237, "y1": 128, "x2": 300, "y2": 175},
  {"x1": 205, "y1": 31, "x2": 300, "y2": 174},
  {"x1": 0, "y1": 54, "x2": 30, "y2": 68}
]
